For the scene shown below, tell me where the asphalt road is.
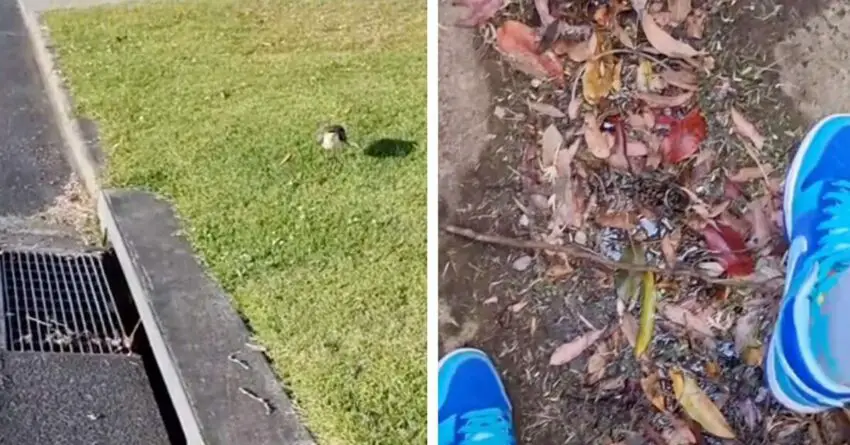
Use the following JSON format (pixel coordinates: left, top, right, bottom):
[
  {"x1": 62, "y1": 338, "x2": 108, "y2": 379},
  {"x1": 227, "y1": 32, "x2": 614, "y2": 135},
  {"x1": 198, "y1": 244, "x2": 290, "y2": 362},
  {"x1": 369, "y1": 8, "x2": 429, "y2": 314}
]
[{"x1": 0, "y1": 0, "x2": 70, "y2": 218}]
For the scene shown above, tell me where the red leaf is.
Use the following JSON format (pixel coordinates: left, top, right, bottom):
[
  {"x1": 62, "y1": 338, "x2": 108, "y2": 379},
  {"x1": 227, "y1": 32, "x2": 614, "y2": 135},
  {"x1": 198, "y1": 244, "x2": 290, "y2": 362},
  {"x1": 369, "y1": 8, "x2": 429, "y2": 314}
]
[
  {"x1": 661, "y1": 108, "x2": 708, "y2": 165},
  {"x1": 496, "y1": 21, "x2": 565, "y2": 86},
  {"x1": 455, "y1": 0, "x2": 503, "y2": 27},
  {"x1": 701, "y1": 222, "x2": 754, "y2": 277}
]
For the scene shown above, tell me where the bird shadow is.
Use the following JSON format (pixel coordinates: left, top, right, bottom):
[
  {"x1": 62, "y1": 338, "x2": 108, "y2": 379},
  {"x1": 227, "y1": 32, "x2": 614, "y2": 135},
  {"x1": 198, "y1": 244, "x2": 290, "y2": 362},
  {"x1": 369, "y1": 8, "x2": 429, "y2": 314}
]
[{"x1": 363, "y1": 138, "x2": 417, "y2": 158}]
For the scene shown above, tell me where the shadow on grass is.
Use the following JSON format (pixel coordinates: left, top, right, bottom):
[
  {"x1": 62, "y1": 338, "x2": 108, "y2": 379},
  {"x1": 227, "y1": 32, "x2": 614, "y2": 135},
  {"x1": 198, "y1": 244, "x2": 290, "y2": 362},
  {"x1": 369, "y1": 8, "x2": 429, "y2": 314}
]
[{"x1": 363, "y1": 138, "x2": 417, "y2": 158}]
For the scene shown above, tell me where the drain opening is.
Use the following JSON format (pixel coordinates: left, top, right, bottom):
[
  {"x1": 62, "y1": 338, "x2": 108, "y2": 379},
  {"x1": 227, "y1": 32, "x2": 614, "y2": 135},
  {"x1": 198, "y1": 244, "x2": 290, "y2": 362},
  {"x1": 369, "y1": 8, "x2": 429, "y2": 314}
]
[
  {"x1": 2, "y1": 250, "x2": 129, "y2": 353},
  {"x1": 0, "y1": 249, "x2": 186, "y2": 443}
]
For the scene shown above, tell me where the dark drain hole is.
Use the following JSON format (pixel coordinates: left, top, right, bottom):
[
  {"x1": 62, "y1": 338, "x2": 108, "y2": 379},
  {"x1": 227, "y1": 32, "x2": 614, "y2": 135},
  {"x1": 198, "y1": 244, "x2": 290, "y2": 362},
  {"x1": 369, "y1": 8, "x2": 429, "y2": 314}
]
[
  {"x1": 102, "y1": 250, "x2": 187, "y2": 444},
  {"x1": 0, "y1": 250, "x2": 187, "y2": 444}
]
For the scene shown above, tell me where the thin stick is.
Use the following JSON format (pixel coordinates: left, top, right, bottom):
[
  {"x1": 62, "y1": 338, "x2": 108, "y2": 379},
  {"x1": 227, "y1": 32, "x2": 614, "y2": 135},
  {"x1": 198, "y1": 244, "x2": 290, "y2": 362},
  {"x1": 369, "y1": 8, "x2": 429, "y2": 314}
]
[
  {"x1": 238, "y1": 387, "x2": 273, "y2": 415},
  {"x1": 442, "y1": 225, "x2": 783, "y2": 287}
]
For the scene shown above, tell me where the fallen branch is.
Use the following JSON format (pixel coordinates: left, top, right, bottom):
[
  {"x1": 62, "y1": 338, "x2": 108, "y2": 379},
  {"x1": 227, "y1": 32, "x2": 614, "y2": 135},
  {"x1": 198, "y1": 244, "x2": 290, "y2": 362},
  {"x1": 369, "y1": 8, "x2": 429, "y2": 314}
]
[{"x1": 442, "y1": 225, "x2": 783, "y2": 288}]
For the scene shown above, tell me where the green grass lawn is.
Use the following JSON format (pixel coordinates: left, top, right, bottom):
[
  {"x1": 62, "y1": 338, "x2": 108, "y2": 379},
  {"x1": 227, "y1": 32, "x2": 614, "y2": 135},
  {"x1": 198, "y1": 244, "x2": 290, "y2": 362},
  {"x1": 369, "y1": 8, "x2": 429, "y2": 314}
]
[{"x1": 44, "y1": 1, "x2": 426, "y2": 443}]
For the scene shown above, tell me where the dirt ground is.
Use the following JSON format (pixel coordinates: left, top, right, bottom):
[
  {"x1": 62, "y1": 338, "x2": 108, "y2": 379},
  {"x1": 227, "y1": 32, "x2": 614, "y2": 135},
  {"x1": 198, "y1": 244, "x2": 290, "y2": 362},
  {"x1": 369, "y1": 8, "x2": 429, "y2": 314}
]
[{"x1": 438, "y1": 0, "x2": 850, "y2": 444}]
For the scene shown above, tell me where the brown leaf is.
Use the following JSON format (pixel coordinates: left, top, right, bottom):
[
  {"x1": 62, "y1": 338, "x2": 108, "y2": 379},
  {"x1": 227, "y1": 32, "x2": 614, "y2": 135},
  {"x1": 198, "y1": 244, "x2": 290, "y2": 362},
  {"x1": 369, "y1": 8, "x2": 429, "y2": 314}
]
[
  {"x1": 671, "y1": 369, "x2": 736, "y2": 439},
  {"x1": 742, "y1": 345, "x2": 764, "y2": 367},
  {"x1": 565, "y1": 32, "x2": 598, "y2": 62},
  {"x1": 727, "y1": 165, "x2": 771, "y2": 183},
  {"x1": 586, "y1": 344, "x2": 609, "y2": 383},
  {"x1": 528, "y1": 101, "x2": 566, "y2": 118},
  {"x1": 730, "y1": 107, "x2": 766, "y2": 150},
  {"x1": 567, "y1": 96, "x2": 582, "y2": 120},
  {"x1": 496, "y1": 21, "x2": 565, "y2": 86},
  {"x1": 549, "y1": 329, "x2": 606, "y2": 366},
  {"x1": 745, "y1": 197, "x2": 773, "y2": 246},
  {"x1": 662, "y1": 417, "x2": 698, "y2": 445},
  {"x1": 584, "y1": 113, "x2": 612, "y2": 158},
  {"x1": 661, "y1": 229, "x2": 681, "y2": 267},
  {"x1": 540, "y1": 124, "x2": 563, "y2": 166},
  {"x1": 640, "y1": 12, "x2": 703, "y2": 59},
  {"x1": 620, "y1": 313, "x2": 638, "y2": 347},
  {"x1": 668, "y1": 0, "x2": 692, "y2": 23},
  {"x1": 555, "y1": 138, "x2": 582, "y2": 176},
  {"x1": 641, "y1": 373, "x2": 666, "y2": 412},
  {"x1": 455, "y1": 0, "x2": 503, "y2": 27},
  {"x1": 734, "y1": 312, "x2": 759, "y2": 354},
  {"x1": 626, "y1": 140, "x2": 649, "y2": 156},
  {"x1": 660, "y1": 68, "x2": 699, "y2": 91},
  {"x1": 635, "y1": 91, "x2": 694, "y2": 108},
  {"x1": 597, "y1": 211, "x2": 636, "y2": 230},
  {"x1": 660, "y1": 303, "x2": 715, "y2": 337},
  {"x1": 686, "y1": 8, "x2": 707, "y2": 39}
]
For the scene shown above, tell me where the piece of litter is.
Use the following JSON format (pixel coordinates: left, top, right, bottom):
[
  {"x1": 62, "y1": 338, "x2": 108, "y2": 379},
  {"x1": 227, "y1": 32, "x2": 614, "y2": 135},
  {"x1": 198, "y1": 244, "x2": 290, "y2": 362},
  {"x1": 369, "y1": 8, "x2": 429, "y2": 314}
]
[
  {"x1": 245, "y1": 342, "x2": 268, "y2": 353},
  {"x1": 228, "y1": 352, "x2": 251, "y2": 370},
  {"x1": 239, "y1": 386, "x2": 274, "y2": 415}
]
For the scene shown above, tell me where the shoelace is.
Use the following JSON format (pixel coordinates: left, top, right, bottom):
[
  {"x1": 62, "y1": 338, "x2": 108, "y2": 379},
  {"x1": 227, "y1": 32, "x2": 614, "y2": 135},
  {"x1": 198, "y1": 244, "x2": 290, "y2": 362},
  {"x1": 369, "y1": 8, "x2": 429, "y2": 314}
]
[
  {"x1": 808, "y1": 179, "x2": 850, "y2": 298},
  {"x1": 457, "y1": 408, "x2": 514, "y2": 445}
]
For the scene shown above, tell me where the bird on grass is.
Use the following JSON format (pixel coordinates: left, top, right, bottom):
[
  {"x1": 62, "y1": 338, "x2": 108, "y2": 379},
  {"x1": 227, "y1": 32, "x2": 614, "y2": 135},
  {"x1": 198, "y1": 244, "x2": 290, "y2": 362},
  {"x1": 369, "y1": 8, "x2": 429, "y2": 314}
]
[{"x1": 316, "y1": 124, "x2": 356, "y2": 150}]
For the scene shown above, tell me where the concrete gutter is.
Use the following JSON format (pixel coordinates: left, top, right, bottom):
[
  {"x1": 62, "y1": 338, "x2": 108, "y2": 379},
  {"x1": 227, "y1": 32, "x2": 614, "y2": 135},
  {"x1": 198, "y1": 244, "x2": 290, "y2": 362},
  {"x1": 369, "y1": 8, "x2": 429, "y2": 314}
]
[{"x1": 16, "y1": 1, "x2": 317, "y2": 443}]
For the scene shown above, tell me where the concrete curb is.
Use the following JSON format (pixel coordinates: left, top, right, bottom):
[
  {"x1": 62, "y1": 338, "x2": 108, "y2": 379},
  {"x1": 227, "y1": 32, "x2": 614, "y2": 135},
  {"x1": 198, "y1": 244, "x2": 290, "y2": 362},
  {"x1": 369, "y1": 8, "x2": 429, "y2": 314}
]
[{"x1": 18, "y1": 3, "x2": 316, "y2": 444}]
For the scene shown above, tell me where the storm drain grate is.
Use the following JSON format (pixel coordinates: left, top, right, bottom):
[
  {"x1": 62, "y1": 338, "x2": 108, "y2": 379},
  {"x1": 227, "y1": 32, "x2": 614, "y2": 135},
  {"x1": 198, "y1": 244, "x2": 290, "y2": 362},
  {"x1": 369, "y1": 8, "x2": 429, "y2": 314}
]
[{"x1": 2, "y1": 250, "x2": 129, "y2": 354}]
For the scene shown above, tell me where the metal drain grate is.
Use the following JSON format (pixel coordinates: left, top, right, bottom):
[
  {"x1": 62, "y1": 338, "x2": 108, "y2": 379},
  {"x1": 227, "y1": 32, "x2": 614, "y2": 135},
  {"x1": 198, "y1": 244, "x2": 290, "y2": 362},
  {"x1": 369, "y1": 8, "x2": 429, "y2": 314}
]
[{"x1": 2, "y1": 250, "x2": 129, "y2": 354}]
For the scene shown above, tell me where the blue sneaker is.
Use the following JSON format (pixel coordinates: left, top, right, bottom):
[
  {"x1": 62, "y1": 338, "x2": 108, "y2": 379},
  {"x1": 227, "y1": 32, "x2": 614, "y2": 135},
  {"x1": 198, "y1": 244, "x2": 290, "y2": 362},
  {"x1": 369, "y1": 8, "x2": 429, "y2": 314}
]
[
  {"x1": 439, "y1": 348, "x2": 516, "y2": 445},
  {"x1": 767, "y1": 114, "x2": 850, "y2": 412}
]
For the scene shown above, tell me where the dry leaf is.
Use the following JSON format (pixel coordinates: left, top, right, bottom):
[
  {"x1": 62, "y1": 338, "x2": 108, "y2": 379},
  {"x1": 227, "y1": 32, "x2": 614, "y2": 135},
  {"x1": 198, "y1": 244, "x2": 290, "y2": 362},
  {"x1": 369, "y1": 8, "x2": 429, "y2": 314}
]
[
  {"x1": 583, "y1": 57, "x2": 623, "y2": 104},
  {"x1": 528, "y1": 101, "x2": 566, "y2": 118},
  {"x1": 586, "y1": 344, "x2": 609, "y2": 383},
  {"x1": 584, "y1": 113, "x2": 611, "y2": 158},
  {"x1": 556, "y1": 138, "x2": 582, "y2": 176},
  {"x1": 620, "y1": 313, "x2": 638, "y2": 347},
  {"x1": 660, "y1": 303, "x2": 714, "y2": 337},
  {"x1": 636, "y1": 59, "x2": 666, "y2": 92},
  {"x1": 546, "y1": 263, "x2": 573, "y2": 280},
  {"x1": 663, "y1": 417, "x2": 698, "y2": 445},
  {"x1": 565, "y1": 32, "x2": 598, "y2": 62},
  {"x1": 733, "y1": 312, "x2": 759, "y2": 353},
  {"x1": 742, "y1": 345, "x2": 764, "y2": 367},
  {"x1": 549, "y1": 329, "x2": 606, "y2": 366},
  {"x1": 686, "y1": 8, "x2": 707, "y2": 39},
  {"x1": 510, "y1": 300, "x2": 529, "y2": 313},
  {"x1": 635, "y1": 91, "x2": 694, "y2": 108},
  {"x1": 496, "y1": 21, "x2": 566, "y2": 86},
  {"x1": 635, "y1": 272, "x2": 657, "y2": 358},
  {"x1": 596, "y1": 211, "x2": 636, "y2": 230},
  {"x1": 728, "y1": 166, "x2": 771, "y2": 183},
  {"x1": 641, "y1": 373, "x2": 666, "y2": 412},
  {"x1": 641, "y1": 13, "x2": 702, "y2": 59},
  {"x1": 668, "y1": 0, "x2": 692, "y2": 23},
  {"x1": 730, "y1": 107, "x2": 766, "y2": 150},
  {"x1": 567, "y1": 96, "x2": 582, "y2": 120},
  {"x1": 626, "y1": 141, "x2": 649, "y2": 156},
  {"x1": 660, "y1": 68, "x2": 699, "y2": 91},
  {"x1": 661, "y1": 229, "x2": 681, "y2": 266},
  {"x1": 541, "y1": 124, "x2": 563, "y2": 166},
  {"x1": 670, "y1": 369, "x2": 736, "y2": 439}
]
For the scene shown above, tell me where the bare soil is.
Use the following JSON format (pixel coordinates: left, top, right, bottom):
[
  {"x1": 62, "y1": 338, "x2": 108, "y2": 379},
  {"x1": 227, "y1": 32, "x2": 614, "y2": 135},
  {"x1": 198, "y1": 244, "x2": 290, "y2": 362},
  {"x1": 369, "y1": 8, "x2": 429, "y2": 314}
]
[{"x1": 438, "y1": 0, "x2": 850, "y2": 444}]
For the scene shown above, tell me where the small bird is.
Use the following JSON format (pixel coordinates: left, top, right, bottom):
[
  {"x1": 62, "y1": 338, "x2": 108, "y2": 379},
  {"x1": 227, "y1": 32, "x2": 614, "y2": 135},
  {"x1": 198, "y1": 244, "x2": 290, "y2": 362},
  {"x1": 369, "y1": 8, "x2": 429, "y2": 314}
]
[{"x1": 316, "y1": 124, "x2": 349, "y2": 150}]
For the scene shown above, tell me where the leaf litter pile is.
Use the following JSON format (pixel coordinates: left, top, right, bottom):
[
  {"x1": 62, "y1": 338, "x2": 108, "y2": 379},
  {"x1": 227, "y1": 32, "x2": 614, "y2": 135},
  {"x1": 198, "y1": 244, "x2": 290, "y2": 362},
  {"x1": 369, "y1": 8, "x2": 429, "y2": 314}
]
[{"x1": 443, "y1": 0, "x2": 850, "y2": 443}]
